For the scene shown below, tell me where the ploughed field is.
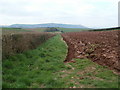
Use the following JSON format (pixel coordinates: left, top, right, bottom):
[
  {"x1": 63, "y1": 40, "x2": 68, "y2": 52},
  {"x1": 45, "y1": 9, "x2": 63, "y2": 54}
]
[
  {"x1": 62, "y1": 30, "x2": 120, "y2": 74},
  {"x1": 2, "y1": 29, "x2": 119, "y2": 88}
]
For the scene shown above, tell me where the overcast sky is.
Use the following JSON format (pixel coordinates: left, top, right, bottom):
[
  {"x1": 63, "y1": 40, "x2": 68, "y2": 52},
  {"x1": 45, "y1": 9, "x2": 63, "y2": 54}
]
[{"x1": 0, "y1": 0, "x2": 119, "y2": 28}]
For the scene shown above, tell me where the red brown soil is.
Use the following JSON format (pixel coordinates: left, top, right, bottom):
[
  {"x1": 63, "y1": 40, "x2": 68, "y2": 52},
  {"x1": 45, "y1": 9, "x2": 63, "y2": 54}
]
[{"x1": 61, "y1": 30, "x2": 120, "y2": 73}]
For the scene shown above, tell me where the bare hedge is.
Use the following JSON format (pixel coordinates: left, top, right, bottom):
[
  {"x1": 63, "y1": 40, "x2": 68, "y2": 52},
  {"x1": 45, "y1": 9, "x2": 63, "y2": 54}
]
[{"x1": 2, "y1": 32, "x2": 55, "y2": 59}]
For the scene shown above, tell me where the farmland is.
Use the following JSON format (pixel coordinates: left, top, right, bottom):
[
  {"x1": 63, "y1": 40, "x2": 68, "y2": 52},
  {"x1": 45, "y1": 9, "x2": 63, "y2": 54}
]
[
  {"x1": 2, "y1": 28, "x2": 32, "y2": 34},
  {"x1": 2, "y1": 27, "x2": 120, "y2": 88},
  {"x1": 25, "y1": 27, "x2": 89, "y2": 33},
  {"x1": 57, "y1": 27, "x2": 89, "y2": 32},
  {"x1": 2, "y1": 27, "x2": 90, "y2": 34},
  {"x1": 62, "y1": 30, "x2": 120, "y2": 74},
  {"x1": 2, "y1": 27, "x2": 60, "y2": 34},
  {"x1": 24, "y1": 28, "x2": 50, "y2": 32}
]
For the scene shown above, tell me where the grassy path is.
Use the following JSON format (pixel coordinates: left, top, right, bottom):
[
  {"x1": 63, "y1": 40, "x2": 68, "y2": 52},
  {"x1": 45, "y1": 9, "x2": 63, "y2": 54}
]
[
  {"x1": 3, "y1": 34, "x2": 119, "y2": 88},
  {"x1": 57, "y1": 59, "x2": 119, "y2": 88},
  {"x1": 3, "y1": 35, "x2": 68, "y2": 88}
]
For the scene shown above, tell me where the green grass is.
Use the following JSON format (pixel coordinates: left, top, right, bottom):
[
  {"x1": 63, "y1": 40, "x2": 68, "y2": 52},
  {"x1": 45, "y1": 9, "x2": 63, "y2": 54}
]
[
  {"x1": 57, "y1": 59, "x2": 119, "y2": 88},
  {"x1": 2, "y1": 28, "x2": 32, "y2": 34},
  {"x1": 2, "y1": 34, "x2": 119, "y2": 88},
  {"x1": 25, "y1": 28, "x2": 89, "y2": 33},
  {"x1": 3, "y1": 35, "x2": 67, "y2": 88},
  {"x1": 57, "y1": 27, "x2": 89, "y2": 32},
  {"x1": 24, "y1": 28, "x2": 48, "y2": 32}
]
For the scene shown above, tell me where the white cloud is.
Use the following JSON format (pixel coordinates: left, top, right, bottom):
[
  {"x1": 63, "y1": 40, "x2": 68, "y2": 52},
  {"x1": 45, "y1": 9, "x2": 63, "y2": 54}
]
[{"x1": 0, "y1": 0, "x2": 119, "y2": 28}]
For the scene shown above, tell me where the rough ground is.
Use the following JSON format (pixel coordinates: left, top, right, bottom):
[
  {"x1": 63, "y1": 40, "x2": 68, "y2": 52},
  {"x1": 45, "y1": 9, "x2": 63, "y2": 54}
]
[{"x1": 61, "y1": 30, "x2": 120, "y2": 74}]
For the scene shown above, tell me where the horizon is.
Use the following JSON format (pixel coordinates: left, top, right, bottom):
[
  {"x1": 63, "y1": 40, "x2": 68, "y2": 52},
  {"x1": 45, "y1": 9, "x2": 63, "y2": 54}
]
[
  {"x1": 1, "y1": 23, "x2": 119, "y2": 29},
  {"x1": 0, "y1": 0, "x2": 119, "y2": 28}
]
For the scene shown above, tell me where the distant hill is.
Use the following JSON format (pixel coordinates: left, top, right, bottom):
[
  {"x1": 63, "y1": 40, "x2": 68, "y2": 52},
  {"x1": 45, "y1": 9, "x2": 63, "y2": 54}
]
[{"x1": 7, "y1": 23, "x2": 88, "y2": 29}]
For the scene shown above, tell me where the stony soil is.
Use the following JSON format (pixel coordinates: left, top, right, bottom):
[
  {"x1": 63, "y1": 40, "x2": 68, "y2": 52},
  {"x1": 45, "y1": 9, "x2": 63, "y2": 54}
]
[{"x1": 62, "y1": 30, "x2": 120, "y2": 73}]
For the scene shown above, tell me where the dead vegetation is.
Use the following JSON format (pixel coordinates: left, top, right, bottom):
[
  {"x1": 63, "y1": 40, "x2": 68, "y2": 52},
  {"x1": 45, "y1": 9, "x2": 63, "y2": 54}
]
[{"x1": 2, "y1": 32, "x2": 55, "y2": 59}]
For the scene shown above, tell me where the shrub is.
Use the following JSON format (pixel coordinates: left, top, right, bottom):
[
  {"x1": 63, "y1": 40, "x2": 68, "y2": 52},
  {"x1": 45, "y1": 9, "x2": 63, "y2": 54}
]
[{"x1": 2, "y1": 32, "x2": 55, "y2": 59}]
